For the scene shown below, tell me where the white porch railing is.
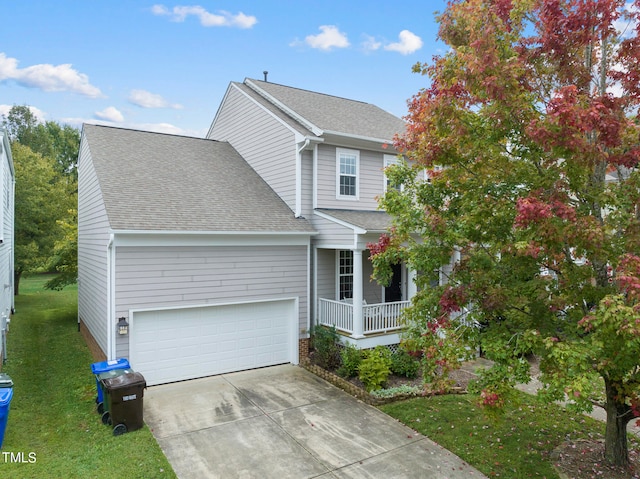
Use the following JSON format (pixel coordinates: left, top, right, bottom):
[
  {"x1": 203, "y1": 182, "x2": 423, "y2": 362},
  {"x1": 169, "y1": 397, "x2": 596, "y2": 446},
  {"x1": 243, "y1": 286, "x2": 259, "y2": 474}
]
[
  {"x1": 318, "y1": 299, "x2": 353, "y2": 333},
  {"x1": 318, "y1": 299, "x2": 410, "y2": 336}
]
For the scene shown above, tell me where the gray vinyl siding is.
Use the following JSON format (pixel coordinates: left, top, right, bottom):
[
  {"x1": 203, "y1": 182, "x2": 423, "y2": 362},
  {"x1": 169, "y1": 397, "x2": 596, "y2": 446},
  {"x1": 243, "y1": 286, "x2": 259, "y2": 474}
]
[
  {"x1": 113, "y1": 245, "x2": 309, "y2": 359},
  {"x1": 316, "y1": 248, "x2": 335, "y2": 303},
  {"x1": 363, "y1": 253, "x2": 383, "y2": 304},
  {"x1": 78, "y1": 136, "x2": 111, "y2": 356},
  {"x1": 316, "y1": 144, "x2": 385, "y2": 210},
  {"x1": 209, "y1": 85, "x2": 297, "y2": 211},
  {"x1": 311, "y1": 214, "x2": 355, "y2": 248}
]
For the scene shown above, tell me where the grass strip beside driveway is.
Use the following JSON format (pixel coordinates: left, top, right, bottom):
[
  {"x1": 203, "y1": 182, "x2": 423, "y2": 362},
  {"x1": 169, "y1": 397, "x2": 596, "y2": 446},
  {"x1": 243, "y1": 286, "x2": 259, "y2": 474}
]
[
  {"x1": 380, "y1": 391, "x2": 637, "y2": 479},
  {"x1": 1, "y1": 276, "x2": 175, "y2": 478}
]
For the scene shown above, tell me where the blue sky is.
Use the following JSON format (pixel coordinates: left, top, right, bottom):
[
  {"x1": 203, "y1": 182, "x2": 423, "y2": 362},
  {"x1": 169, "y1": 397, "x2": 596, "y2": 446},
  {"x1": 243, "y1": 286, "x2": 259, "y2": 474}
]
[{"x1": 0, "y1": 1, "x2": 447, "y2": 138}]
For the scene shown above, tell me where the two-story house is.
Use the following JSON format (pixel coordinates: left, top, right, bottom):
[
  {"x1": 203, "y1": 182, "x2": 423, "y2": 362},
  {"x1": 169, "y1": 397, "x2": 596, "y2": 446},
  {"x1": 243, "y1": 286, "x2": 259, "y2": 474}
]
[
  {"x1": 0, "y1": 129, "x2": 15, "y2": 366},
  {"x1": 77, "y1": 79, "x2": 413, "y2": 386},
  {"x1": 208, "y1": 79, "x2": 415, "y2": 349}
]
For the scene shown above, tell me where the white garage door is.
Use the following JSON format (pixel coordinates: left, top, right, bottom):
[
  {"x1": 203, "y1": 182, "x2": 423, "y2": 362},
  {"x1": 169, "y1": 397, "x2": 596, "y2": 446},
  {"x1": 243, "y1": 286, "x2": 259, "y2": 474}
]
[{"x1": 130, "y1": 299, "x2": 296, "y2": 386}]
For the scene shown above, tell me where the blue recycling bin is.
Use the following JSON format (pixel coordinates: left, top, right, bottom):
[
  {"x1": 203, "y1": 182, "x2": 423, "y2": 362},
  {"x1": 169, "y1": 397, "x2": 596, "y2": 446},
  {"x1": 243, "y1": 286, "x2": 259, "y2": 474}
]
[
  {"x1": 0, "y1": 373, "x2": 14, "y2": 450},
  {"x1": 91, "y1": 358, "x2": 130, "y2": 406}
]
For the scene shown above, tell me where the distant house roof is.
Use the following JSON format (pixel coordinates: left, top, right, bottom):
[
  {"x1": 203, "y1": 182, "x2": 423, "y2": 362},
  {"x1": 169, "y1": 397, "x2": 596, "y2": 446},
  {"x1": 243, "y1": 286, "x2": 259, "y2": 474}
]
[
  {"x1": 315, "y1": 208, "x2": 391, "y2": 233},
  {"x1": 241, "y1": 78, "x2": 406, "y2": 143},
  {"x1": 82, "y1": 124, "x2": 315, "y2": 233}
]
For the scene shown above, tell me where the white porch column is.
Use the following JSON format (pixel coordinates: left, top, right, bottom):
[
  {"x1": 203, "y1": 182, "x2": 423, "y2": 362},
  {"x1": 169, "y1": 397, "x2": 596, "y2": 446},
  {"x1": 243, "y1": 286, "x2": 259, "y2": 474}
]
[
  {"x1": 407, "y1": 267, "x2": 418, "y2": 301},
  {"x1": 352, "y1": 249, "x2": 365, "y2": 338}
]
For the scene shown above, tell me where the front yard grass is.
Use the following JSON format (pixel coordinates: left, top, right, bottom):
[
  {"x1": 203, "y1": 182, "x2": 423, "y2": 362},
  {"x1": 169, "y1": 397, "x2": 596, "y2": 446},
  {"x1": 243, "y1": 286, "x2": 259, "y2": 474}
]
[
  {"x1": 380, "y1": 391, "x2": 638, "y2": 479},
  {"x1": 1, "y1": 275, "x2": 175, "y2": 478}
]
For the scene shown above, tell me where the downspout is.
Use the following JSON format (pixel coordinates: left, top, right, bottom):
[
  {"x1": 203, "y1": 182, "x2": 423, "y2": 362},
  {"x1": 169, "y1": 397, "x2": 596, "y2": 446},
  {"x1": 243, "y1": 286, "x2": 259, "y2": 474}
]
[
  {"x1": 10, "y1": 176, "x2": 15, "y2": 315},
  {"x1": 312, "y1": 143, "x2": 318, "y2": 210},
  {"x1": 106, "y1": 233, "x2": 115, "y2": 360},
  {"x1": 295, "y1": 139, "x2": 310, "y2": 217}
]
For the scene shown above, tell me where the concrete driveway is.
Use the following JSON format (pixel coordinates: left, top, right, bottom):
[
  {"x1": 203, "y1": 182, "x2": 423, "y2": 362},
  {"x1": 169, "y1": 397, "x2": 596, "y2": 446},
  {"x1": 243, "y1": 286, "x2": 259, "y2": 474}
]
[{"x1": 144, "y1": 365, "x2": 486, "y2": 479}]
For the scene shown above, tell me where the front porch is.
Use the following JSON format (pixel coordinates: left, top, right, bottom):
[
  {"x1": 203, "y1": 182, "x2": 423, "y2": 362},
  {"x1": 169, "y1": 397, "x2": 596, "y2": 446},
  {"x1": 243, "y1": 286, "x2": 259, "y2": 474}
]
[{"x1": 318, "y1": 298, "x2": 410, "y2": 348}]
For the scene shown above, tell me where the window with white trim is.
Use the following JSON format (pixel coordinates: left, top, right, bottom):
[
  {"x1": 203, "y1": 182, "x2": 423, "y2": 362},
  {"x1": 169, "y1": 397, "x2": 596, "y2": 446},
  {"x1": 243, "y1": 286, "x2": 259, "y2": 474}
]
[
  {"x1": 336, "y1": 148, "x2": 359, "y2": 199},
  {"x1": 338, "y1": 250, "x2": 354, "y2": 300},
  {"x1": 384, "y1": 154, "x2": 402, "y2": 192}
]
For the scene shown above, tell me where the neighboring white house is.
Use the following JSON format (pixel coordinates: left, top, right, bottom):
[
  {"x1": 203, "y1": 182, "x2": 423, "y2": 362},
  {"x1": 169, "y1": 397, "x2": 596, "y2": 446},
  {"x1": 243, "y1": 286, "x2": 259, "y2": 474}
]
[
  {"x1": 78, "y1": 79, "x2": 423, "y2": 386},
  {"x1": 0, "y1": 129, "x2": 15, "y2": 366}
]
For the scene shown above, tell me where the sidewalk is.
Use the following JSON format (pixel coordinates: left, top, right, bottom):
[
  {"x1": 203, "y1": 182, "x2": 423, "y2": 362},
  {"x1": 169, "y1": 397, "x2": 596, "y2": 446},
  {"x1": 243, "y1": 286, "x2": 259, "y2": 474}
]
[{"x1": 460, "y1": 358, "x2": 640, "y2": 437}]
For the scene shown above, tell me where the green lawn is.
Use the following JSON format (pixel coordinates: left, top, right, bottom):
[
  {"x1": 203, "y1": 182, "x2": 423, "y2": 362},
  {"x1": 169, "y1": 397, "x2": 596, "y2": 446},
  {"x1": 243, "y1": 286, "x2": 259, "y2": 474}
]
[
  {"x1": 380, "y1": 390, "x2": 636, "y2": 478},
  {"x1": 1, "y1": 275, "x2": 175, "y2": 478}
]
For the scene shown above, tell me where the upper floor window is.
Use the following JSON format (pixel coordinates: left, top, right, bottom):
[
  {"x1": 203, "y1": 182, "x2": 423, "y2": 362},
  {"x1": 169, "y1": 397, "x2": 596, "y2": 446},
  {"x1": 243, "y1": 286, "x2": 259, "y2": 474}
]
[
  {"x1": 384, "y1": 155, "x2": 402, "y2": 192},
  {"x1": 336, "y1": 148, "x2": 359, "y2": 200}
]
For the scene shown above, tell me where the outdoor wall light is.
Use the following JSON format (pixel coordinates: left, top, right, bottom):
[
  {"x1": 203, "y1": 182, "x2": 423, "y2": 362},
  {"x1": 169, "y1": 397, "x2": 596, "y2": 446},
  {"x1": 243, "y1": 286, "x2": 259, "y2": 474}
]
[{"x1": 117, "y1": 317, "x2": 129, "y2": 336}]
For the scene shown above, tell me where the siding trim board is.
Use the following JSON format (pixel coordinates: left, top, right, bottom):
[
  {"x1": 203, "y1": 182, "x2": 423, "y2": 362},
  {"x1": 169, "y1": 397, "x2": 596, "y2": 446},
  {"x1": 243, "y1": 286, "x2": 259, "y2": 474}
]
[
  {"x1": 245, "y1": 79, "x2": 324, "y2": 136},
  {"x1": 111, "y1": 231, "x2": 315, "y2": 248}
]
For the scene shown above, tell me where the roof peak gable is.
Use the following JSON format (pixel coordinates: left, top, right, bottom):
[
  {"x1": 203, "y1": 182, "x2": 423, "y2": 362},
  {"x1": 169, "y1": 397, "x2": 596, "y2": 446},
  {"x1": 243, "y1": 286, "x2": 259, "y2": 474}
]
[{"x1": 241, "y1": 78, "x2": 406, "y2": 144}]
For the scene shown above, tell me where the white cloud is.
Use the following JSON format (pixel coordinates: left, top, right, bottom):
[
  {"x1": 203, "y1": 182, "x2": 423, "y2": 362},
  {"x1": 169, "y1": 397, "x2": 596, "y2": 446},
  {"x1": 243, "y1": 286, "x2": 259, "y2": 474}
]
[
  {"x1": 152, "y1": 4, "x2": 257, "y2": 29},
  {"x1": 128, "y1": 89, "x2": 183, "y2": 109},
  {"x1": 94, "y1": 107, "x2": 124, "y2": 122},
  {"x1": 304, "y1": 25, "x2": 350, "y2": 51},
  {"x1": 384, "y1": 30, "x2": 423, "y2": 55},
  {"x1": 0, "y1": 53, "x2": 103, "y2": 98},
  {"x1": 361, "y1": 35, "x2": 382, "y2": 53},
  {"x1": 614, "y1": 2, "x2": 639, "y2": 39},
  {"x1": 0, "y1": 104, "x2": 47, "y2": 122}
]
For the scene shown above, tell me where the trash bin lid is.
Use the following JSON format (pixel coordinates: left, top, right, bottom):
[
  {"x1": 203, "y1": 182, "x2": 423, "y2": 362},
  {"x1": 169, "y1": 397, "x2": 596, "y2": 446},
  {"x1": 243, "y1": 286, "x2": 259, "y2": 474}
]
[
  {"x1": 91, "y1": 358, "x2": 131, "y2": 375},
  {"x1": 0, "y1": 373, "x2": 12, "y2": 388},
  {"x1": 97, "y1": 368, "x2": 133, "y2": 381},
  {"x1": 102, "y1": 371, "x2": 146, "y2": 390},
  {"x1": 0, "y1": 387, "x2": 13, "y2": 406}
]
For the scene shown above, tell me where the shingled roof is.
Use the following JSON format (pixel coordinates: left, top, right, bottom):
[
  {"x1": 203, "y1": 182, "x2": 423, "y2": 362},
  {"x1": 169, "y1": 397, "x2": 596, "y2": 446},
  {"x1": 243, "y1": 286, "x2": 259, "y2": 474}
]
[
  {"x1": 82, "y1": 124, "x2": 315, "y2": 233},
  {"x1": 242, "y1": 79, "x2": 406, "y2": 142},
  {"x1": 315, "y1": 209, "x2": 391, "y2": 233}
]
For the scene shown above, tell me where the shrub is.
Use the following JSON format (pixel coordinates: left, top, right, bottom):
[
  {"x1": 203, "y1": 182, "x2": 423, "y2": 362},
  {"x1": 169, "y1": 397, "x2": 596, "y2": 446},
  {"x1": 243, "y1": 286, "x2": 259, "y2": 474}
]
[
  {"x1": 358, "y1": 346, "x2": 393, "y2": 392},
  {"x1": 310, "y1": 325, "x2": 340, "y2": 370},
  {"x1": 370, "y1": 384, "x2": 422, "y2": 398},
  {"x1": 391, "y1": 349, "x2": 420, "y2": 379},
  {"x1": 337, "y1": 343, "x2": 362, "y2": 378}
]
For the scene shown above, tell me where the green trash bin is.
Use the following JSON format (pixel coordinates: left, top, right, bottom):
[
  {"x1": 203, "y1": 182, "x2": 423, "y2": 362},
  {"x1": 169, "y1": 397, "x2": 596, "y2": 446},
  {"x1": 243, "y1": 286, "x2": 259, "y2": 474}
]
[
  {"x1": 96, "y1": 368, "x2": 133, "y2": 420},
  {"x1": 101, "y1": 371, "x2": 146, "y2": 436}
]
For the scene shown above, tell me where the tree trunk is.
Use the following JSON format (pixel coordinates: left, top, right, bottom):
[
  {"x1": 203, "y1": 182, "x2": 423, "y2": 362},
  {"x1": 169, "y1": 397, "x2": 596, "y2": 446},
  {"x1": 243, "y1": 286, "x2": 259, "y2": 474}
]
[
  {"x1": 13, "y1": 271, "x2": 21, "y2": 296},
  {"x1": 604, "y1": 379, "x2": 631, "y2": 467}
]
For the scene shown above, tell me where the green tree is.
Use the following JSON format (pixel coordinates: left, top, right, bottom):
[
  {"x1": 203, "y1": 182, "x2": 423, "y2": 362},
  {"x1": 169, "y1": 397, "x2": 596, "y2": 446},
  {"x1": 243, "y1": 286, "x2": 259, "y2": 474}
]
[
  {"x1": 372, "y1": 0, "x2": 640, "y2": 467},
  {"x1": 3, "y1": 105, "x2": 80, "y2": 292},
  {"x1": 2, "y1": 105, "x2": 80, "y2": 178},
  {"x1": 44, "y1": 209, "x2": 78, "y2": 291},
  {"x1": 12, "y1": 144, "x2": 75, "y2": 294}
]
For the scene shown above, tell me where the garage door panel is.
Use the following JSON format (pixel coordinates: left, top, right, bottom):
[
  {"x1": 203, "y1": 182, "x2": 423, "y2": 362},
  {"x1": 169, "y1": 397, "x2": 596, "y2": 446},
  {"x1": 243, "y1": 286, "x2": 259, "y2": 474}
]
[{"x1": 130, "y1": 299, "x2": 295, "y2": 385}]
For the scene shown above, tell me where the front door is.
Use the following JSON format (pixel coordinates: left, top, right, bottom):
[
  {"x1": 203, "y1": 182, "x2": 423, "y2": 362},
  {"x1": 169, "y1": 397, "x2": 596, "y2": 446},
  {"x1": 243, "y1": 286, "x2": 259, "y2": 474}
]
[{"x1": 385, "y1": 263, "x2": 403, "y2": 302}]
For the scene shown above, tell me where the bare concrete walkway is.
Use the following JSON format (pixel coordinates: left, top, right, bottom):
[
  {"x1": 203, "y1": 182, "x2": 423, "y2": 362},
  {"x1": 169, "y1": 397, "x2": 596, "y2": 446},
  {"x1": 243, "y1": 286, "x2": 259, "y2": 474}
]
[{"x1": 144, "y1": 365, "x2": 487, "y2": 479}]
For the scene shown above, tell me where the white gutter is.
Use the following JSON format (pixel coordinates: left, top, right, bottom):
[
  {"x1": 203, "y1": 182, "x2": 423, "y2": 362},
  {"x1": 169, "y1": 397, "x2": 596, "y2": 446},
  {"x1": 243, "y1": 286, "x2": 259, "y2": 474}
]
[
  {"x1": 295, "y1": 138, "x2": 310, "y2": 217},
  {"x1": 323, "y1": 129, "x2": 398, "y2": 146},
  {"x1": 106, "y1": 233, "x2": 115, "y2": 360}
]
